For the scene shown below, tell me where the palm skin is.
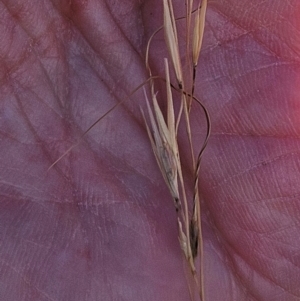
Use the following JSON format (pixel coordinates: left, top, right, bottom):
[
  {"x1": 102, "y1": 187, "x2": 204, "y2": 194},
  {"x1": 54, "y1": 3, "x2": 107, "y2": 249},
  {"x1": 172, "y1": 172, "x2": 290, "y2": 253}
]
[{"x1": 0, "y1": 0, "x2": 300, "y2": 300}]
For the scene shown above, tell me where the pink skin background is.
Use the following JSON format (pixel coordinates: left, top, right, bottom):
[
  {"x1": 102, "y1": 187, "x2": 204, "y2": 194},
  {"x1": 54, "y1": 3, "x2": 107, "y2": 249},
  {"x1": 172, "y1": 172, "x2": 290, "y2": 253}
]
[{"x1": 1, "y1": 0, "x2": 300, "y2": 300}]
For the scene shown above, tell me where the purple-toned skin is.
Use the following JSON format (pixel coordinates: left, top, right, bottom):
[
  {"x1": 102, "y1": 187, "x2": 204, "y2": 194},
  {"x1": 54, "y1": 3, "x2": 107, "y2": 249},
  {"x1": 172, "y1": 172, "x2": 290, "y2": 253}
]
[{"x1": 0, "y1": 1, "x2": 300, "y2": 300}]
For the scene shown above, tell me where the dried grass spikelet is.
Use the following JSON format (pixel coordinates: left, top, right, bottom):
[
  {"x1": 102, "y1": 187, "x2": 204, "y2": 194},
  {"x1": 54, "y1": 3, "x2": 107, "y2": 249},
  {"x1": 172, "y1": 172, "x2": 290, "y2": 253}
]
[
  {"x1": 178, "y1": 216, "x2": 196, "y2": 272},
  {"x1": 142, "y1": 58, "x2": 181, "y2": 211},
  {"x1": 163, "y1": 0, "x2": 183, "y2": 88},
  {"x1": 185, "y1": 0, "x2": 194, "y2": 44},
  {"x1": 192, "y1": 0, "x2": 208, "y2": 67},
  {"x1": 142, "y1": 58, "x2": 197, "y2": 276},
  {"x1": 178, "y1": 217, "x2": 189, "y2": 258}
]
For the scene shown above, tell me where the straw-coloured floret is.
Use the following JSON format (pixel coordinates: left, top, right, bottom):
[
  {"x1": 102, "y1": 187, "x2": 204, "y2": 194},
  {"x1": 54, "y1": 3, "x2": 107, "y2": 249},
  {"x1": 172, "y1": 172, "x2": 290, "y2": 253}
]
[
  {"x1": 142, "y1": 59, "x2": 181, "y2": 210},
  {"x1": 192, "y1": 0, "x2": 207, "y2": 67},
  {"x1": 163, "y1": 0, "x2": 183, "y2": 87}
]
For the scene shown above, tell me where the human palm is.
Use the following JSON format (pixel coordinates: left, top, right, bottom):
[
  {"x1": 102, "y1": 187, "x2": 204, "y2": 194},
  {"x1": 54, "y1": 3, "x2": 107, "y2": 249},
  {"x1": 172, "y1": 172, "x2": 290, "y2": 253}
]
[{"x1": 1, "y1": 1, "x2": 299, "y2": 300}]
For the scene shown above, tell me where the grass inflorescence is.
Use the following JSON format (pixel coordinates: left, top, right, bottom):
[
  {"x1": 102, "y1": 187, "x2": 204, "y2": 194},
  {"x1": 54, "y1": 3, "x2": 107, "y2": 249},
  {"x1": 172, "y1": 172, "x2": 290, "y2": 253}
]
[{"x1": 143, "y1": 1, "x2": 210, "y2": 300}]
